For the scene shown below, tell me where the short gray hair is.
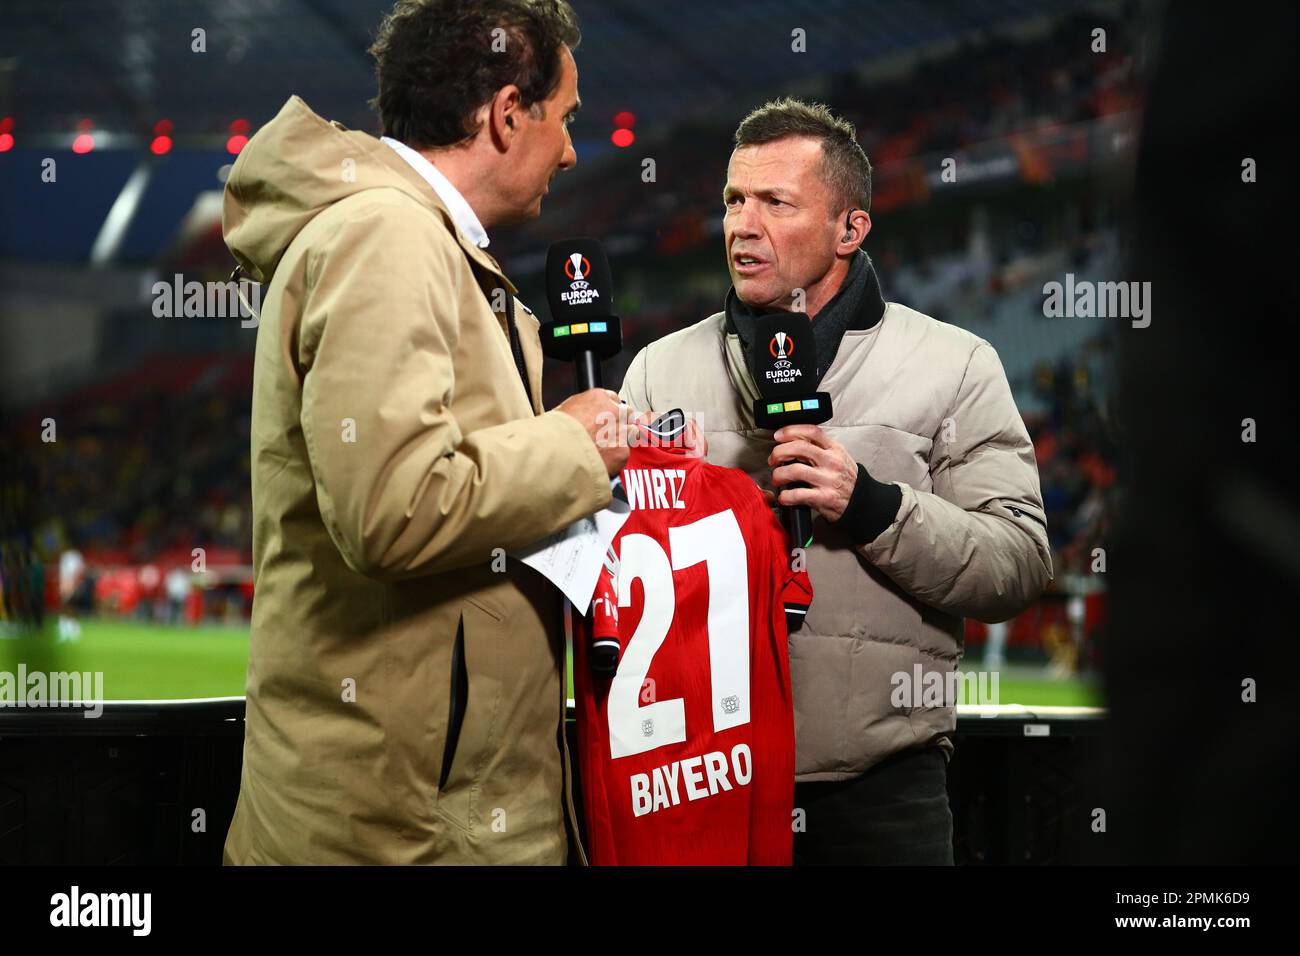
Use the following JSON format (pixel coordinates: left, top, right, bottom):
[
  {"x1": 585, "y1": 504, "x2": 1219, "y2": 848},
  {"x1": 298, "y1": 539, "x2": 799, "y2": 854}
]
[{"x1": 734, "y1": 97, "x2": 872, "y2": 214}]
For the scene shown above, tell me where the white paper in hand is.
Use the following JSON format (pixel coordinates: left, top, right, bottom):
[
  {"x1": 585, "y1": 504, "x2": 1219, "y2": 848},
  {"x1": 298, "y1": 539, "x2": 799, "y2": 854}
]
[{"x1": 511, "y1": 488, "x2": 630, "y2": 612}]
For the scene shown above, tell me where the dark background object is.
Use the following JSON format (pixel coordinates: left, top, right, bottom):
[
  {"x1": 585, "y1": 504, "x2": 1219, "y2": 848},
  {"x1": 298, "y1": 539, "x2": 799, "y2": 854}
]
[
  {"x1": 1103, "y1": 0, "x2": 1300, "y2": 863},
  {"x1": 0, "y1": 700, "x2": 243, "y2": 864},
  {"x1": 0, "y1": 701, "x2": 1105, "y2": 865},
  {"x1": 948, "y1": 713, "x2": 1109, "y2": 865}
]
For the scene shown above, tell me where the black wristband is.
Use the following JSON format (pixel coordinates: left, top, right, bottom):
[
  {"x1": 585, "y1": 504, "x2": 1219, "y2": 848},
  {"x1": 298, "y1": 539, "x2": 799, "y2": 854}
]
[{"x1": 834, "y1": 463, "x2": 902, "y2": 545}]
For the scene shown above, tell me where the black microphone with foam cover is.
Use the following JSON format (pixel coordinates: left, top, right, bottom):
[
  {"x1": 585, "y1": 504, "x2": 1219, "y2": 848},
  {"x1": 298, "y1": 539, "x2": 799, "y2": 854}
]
[
  {"x1": 748, "y1": 312, "x2": 833, "y2": 550},
  {"x1": 542, "y1": 238, "x2": 625, "y2": 679},
  {"x1": 541, "y1": 238, "x2": 622, "y2": 391}
]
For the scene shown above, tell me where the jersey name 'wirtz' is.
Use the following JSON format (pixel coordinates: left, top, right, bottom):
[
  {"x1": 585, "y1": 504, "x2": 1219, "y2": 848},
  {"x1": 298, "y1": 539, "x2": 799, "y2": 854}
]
[
  {"x1": 630, "y1": 743, "x2": 753, "y2": 817},
  {"x1": 622, "y1": 468, "x2": 687, "y2": 510}
]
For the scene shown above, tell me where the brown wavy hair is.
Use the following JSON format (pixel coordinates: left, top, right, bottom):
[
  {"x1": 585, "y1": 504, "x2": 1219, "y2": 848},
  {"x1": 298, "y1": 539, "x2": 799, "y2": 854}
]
[{"x1": 369, "y1": 0, "x2": 580, "y2": 149}]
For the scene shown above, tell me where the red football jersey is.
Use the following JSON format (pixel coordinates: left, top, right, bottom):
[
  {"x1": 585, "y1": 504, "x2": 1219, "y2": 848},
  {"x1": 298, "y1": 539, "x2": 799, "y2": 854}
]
[{"x1": 573, "y1": 432, "x2": 811, "y2": 865}]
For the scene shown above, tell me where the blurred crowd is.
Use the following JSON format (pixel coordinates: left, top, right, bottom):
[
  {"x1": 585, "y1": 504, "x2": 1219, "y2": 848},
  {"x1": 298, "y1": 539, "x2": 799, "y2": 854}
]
[
  {"x1": 26, "y1": 376, "x2": 252, "y2": 567},
  {"x1": 829, "y1": 11, "x2": 1139, "y2": 165},
  {"x1": 506, "y1": 10, "x2": 1138, "y2": 256},
  {"x1": 1, "y1": 355, "x2": 254, "y2": 630}
]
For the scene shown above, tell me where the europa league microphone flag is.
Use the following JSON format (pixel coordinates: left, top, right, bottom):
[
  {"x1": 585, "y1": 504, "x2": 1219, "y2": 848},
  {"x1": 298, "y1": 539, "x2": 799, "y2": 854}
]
[
  {"x1": 546, "y1": 238, "x2": 614, "y2": 320},
  {"x1": 542, "y1": 238, "x2": 622, "y2": 383},
  {"x1": 746, "y1": 313, "x2": 832, "y2": 549},
  {"x1": 747, "y1": 313, "x2": 832, "y2": 430}
]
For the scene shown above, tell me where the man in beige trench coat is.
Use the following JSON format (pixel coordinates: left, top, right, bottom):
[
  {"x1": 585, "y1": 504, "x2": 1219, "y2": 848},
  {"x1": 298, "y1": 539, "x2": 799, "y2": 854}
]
[{"x1": 222, "y1": 0, "x2": 625, "y2": 864}]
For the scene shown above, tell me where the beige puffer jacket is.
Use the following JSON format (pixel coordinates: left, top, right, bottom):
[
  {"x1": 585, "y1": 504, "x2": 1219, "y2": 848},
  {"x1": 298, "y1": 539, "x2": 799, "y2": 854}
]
[{"x1": 620, "y1": 301, "x2": 1052, "y2": 780}]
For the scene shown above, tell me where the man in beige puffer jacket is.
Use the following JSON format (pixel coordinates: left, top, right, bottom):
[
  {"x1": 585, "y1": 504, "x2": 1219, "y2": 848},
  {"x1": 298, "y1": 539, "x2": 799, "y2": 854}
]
[{"x1": 620, "y1": 98, "x2": 1052, "y2": 864}]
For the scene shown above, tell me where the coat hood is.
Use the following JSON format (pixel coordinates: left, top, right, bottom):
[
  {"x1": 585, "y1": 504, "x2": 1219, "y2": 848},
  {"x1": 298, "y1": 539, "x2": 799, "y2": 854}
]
[{"x1": 223, "y1": 96, "x2": 443, "y2": 283}]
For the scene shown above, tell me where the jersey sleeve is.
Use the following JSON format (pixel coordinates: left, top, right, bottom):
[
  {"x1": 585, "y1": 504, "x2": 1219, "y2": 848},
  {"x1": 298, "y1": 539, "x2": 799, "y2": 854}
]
[
  {"x1": 590, "y1": 545, "x2": 620, "y2": 641},
  {"x1": 781, "y1": 567, "x2": 813, "y2": 634},
  {"x1": 582, "y1": 545, "x2": 622, "y2": 680}
]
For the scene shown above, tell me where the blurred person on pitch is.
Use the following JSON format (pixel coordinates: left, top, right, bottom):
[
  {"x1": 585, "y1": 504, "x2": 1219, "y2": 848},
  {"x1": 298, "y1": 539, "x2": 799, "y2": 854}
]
[
  {"x1": 221, "y1": 0, "x2": 629, "y2": 864},
  {"x1": 620, "y1": 99, "x2": 1052, "y2": 864}
]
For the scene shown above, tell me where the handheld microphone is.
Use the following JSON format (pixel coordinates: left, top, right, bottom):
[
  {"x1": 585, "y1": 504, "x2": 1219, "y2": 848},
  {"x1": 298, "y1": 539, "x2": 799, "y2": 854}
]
[
  {"x1": 543, "y1": 239, "x2": 625, "y2": 678},
  {"x1": 542, "y1": 238, "x2": 622, "y2": 391},
  {"x1": 748, "y1": 312, "x2": 833, "y2": 550}
]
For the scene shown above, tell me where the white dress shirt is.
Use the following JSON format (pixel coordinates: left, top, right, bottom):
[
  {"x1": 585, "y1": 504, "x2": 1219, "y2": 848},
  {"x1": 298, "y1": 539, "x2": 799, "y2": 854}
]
[{"x1": 381, "y1": 136, "x2": 490, "y2": 249}]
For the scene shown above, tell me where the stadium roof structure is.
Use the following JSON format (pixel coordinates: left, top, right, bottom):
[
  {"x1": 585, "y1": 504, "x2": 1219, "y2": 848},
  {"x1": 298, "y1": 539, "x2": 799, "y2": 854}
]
[
  {"x1": 0, "y1": 0, "x2": 1106, "y2": 263},
  {"x1": 2, "y1": 0, "x2": 1093, "y2": 145}
]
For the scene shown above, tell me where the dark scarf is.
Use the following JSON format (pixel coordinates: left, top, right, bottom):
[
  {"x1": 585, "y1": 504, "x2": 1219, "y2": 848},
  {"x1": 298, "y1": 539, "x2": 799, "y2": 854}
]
[{"x1": 724, "y1": 249, "x2": 886, "y2": 387}]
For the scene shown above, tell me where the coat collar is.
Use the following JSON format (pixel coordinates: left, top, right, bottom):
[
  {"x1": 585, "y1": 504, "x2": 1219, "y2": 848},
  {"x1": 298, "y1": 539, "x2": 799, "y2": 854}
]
[
  {"x1": 723, "y1": 251, "x2": 885, "y2": 340},
  {"x1": 380, "y1": 136, "x2": 491, "y2": 250},
  {"x1": 363, "y1": 129, "x2": 518, "y2": 296}
]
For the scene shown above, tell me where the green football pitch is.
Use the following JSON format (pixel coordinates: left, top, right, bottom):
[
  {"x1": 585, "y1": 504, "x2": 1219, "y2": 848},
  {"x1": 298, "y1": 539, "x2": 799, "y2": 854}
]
[{"x1": 2, "y1": 619, "x2": 1103, "y2": 707}]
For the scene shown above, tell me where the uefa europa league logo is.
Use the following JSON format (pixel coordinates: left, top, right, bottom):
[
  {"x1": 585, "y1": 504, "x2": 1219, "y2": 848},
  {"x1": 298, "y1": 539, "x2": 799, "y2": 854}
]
[
  {"x1": 769, "y1": 331, "x2": 793, "y2": 369},
  {"x1": 564, "y1": 251, "x2": 590, "y2": 282}
]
